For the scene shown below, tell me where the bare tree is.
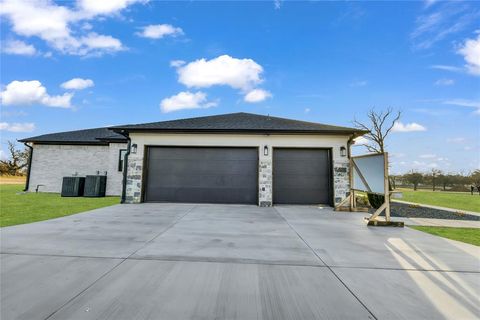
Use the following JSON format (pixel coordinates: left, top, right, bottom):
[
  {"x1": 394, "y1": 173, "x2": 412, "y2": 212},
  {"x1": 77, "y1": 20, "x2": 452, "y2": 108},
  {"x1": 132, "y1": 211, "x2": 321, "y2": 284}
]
[
  {"x1": 353, "y1": 108, "x2": 401, "y2": 153},
  {"x1": 0, "y1": 141, "x2": 29, "y2": 176}
]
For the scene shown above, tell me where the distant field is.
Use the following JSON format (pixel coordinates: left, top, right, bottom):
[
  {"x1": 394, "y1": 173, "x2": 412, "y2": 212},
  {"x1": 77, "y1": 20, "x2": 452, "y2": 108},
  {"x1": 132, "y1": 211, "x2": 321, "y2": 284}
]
[
  {"x1": 0, "y1": 176, "x2": 26, "y2": 185},
  {"x1": 396, "y1": 188, "x2": 480, "y2": 213}
]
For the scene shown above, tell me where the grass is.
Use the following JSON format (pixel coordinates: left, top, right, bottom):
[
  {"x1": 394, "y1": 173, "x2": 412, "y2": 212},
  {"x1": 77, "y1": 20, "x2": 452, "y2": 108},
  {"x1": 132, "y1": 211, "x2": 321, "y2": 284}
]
[
  {"x1": 395, "y1": 188, "x2": 480, "y2": 213},
  {"x1": 410, "y1": 226, "x2": 480, "y2": 246},
  {"x1": 0, "y1": 184, "x2": 120, "y2": 227}
]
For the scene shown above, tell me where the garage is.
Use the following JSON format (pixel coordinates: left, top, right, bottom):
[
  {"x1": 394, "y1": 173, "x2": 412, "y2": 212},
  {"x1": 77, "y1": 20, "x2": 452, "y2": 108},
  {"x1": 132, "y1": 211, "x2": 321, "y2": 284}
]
[
  {"x1": 273, "y1": 148, "x2": 332, "y2": 205},
  {"x1": 144, "y1": 147, "x2": 258, "y2": 204}
]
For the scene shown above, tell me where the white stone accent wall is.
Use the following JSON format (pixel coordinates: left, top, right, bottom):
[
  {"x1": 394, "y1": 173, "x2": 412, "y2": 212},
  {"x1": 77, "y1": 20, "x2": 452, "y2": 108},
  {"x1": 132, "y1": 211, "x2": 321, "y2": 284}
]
[
  {"x1": 29, "y1": 143, "x2": 126, "y2": 196},
  {"x1": 125, "y1": 133, "x2": 352, "y2": 206}
]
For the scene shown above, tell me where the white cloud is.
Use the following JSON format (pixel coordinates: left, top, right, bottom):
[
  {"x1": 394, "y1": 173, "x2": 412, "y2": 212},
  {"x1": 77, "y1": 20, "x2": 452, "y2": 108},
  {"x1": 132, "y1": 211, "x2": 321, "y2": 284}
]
[
  {"x1": 244, "y1": 89, "x2": 272, "y2": 103},
  {"x1": 443, "y1": 99, "x2": 480, "y2": 115},
  {"x1": 175, "y1": 55, "x2": 264, "y2": 91},
  {"x1": 304, "y1": 108, "x2": 311, "y2": 113},
  {"x1": 457, "y1": 34, "x2": 480, "y2": 76},
  {"x1": 0, "y1": 122, "x2": 35, "y2": 132},
  {"x1": 0, "y1": 80, "x2": 73, "y2": 108},
  {"x1": 419, "y1": 154, "x2": 436, "y2": 159},
  {"x1": 61, "y1": 78, "x2": 94, "y2": 90},
  {"x1": 170, "y1": 60, "x2": 185, "y2": 67},
  {"x1": 274, "y1": 0, "x2": 282, "y2": 10},
  {"x1": 392, "y1": 121, "x2": 427, "y2": 132},
  {"x1": 160, "y1": 91, "x2": 217, "y2": 113},
  {"x1": 77, "y1": 0, "x2": 146, "y2": 16},
  {"x1": 446, "y1": 137, "x2": 465, "y2": 143},
  {"x1": 410, "y1": 4, "x2": 477, "y2": 50},
  {"x1": 434, "y1": 78, "x2": 454, "y2": 86},
  {"x1": 349, "y1": 80, "x2": 368, "y2": 87},
  {"x1": 0, "y1": 0, "x2": 138, "y2": 56},
  {"x1": 353, "y1": 136, "x2": 369, "y2": 146},
  {"x1": 430, "y1": 65, "x2": 463, "y2": 72},
  {"x1": 137, "y1": 24, "x2": 183, "y2": 39},
  {"x1": 2, "y1": 39, "x2": 36, "y2": 56}
]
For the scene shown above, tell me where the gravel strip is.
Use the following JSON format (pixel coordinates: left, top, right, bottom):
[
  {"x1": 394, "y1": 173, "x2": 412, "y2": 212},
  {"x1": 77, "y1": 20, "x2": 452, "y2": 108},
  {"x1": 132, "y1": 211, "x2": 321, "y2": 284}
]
[{"x1": 375, "y1": 202, "x2": 480, "y2": 221}]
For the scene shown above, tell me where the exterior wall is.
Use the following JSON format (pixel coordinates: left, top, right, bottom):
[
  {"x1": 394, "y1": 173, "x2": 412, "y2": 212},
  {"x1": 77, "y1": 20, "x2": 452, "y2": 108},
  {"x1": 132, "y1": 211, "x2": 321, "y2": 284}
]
[
  {"x1": 28, "y1": 142, "x2": 126, "y2": 196},
  {"x1": 125, "y1": 133, "x2": 352, "y2": 206}
]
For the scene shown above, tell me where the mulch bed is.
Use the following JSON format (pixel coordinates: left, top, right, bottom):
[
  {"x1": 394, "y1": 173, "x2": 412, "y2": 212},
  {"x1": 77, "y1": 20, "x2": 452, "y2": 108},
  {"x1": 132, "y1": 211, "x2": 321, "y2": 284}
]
[{"x1": 374, "y1": 202, "x2": 480, "y2": 221}]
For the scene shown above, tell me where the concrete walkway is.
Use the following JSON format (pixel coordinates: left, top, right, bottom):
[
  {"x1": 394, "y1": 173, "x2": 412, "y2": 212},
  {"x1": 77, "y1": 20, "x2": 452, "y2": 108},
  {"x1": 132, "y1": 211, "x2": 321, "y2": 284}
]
[
  {"x1": 1, "y1": 204, "x2": 479, "y2": 320},
  {"x1": 398, "y1": 217, "x2": 480, "y2": 228}
]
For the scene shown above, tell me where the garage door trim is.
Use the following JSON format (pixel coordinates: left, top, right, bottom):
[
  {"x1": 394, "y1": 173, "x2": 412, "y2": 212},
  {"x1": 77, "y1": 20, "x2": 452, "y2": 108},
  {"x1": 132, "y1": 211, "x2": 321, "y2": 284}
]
[
  {"x1": 142, "y1": 145, "x2": 259, "y2": 204},
  {"x1": 272, "y1": 147, "x2": 333, "y2": 206}
]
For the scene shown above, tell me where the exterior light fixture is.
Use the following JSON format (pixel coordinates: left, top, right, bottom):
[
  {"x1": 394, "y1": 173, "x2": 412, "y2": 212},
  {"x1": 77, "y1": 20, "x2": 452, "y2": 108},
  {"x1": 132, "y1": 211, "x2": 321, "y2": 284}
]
[
  {"x1": 340, "y1": 146, "x2": 347, "y2": 157},
  {"x1": 131, "y1": 143, "x2": 138, "y2": 154},
  {"x1": 263, "y1": 145, "x2": 269, "y2": 156}
]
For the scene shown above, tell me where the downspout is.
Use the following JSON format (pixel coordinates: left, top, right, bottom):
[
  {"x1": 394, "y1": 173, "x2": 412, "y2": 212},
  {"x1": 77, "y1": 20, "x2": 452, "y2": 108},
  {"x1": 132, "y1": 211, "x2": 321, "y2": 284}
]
[
  {"x1": 120, "y1": 132, "x2": 131, "y2": 204},
  {"x1": 22, "y1": 142, "x2": 33, "y2": 192}
]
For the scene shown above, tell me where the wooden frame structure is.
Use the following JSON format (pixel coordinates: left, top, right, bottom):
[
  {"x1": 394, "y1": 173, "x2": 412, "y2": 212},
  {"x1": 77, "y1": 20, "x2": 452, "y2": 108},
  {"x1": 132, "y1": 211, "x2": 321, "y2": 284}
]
[{"x1": 335, "y1": 152, "x2": 403, "y2": 227}]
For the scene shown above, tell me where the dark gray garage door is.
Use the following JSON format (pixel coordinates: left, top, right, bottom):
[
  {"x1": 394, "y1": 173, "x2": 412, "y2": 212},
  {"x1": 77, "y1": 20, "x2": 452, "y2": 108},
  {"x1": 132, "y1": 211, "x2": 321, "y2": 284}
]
[
  {"x1": 145, "y1": 147, "x2": 258, "y2": 204},
  {"x1": 273, "y1": 148, "x2": 332, "y2": 205}
]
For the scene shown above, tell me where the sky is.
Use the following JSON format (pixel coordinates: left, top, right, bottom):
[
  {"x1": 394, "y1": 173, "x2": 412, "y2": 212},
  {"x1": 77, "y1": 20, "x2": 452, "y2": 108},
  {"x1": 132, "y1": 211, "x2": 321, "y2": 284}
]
[{"x1": 0, "y1": 0, "x2": 479, "y2": 174}]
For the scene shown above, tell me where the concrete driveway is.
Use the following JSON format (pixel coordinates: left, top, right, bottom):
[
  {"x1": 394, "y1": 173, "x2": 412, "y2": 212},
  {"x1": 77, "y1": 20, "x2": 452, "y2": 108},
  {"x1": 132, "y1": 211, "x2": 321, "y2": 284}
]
[{"x1": 1, "y1": 204, "x2": 479, "y2": 320}]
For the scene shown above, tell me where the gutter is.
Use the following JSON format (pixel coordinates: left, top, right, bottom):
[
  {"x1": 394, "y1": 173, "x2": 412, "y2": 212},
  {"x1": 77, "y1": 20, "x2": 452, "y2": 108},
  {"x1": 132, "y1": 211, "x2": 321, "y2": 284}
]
[
  {"x1": 22, "y1": 142, "x2": 33, "y2": 192},
  {"x1": 118, "y1": 131, "x2": 131, "y2": 204}
]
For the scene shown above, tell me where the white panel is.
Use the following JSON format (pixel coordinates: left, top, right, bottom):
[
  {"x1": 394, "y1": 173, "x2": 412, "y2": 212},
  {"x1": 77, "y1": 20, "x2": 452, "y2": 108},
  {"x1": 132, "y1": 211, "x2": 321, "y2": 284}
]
[{"x1": 352, "y1": 154, "x2": 385, "y2": 194}]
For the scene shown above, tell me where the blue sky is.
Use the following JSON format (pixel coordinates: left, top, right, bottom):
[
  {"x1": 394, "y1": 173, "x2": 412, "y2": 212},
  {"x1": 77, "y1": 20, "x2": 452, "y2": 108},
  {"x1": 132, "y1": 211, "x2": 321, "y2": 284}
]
[{"x1": 1, "y1": 0, "x2": 479, "y2": 174}]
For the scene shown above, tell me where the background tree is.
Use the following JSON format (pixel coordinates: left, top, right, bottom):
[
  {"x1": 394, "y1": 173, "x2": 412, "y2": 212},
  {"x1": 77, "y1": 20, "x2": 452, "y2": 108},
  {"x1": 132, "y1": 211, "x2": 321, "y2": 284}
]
[
  {"x1": 0, "y1": 141, "x2": 29, "y2": 176},
  {"x1": 470, "y1": 170, "x2": 480, "y2": 194},
  {"x1": 425, "y1": 169, "x2": 441, "y2": 191},
  {"x1": 353, "y1": 108, "x2": 401, "y2": 153},
  {"x1": 404, "y1": 171, "x2": 423, "y2": 191}
]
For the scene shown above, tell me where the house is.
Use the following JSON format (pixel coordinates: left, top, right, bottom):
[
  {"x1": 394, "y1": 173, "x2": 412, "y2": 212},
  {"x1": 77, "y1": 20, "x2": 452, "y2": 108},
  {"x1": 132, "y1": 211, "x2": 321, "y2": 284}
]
[{"x1": 20, "y1": 112, "x2": 366, "y2": 207}]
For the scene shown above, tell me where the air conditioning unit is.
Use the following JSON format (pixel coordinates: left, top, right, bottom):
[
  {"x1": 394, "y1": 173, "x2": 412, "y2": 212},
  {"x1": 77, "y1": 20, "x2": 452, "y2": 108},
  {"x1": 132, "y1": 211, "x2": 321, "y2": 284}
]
[
  {"x1": 61, "y1": 177, "x2": 85, "y2": 197},
  {"x1": 84, "y1": 175, "x2": 107, "y2": 197}
]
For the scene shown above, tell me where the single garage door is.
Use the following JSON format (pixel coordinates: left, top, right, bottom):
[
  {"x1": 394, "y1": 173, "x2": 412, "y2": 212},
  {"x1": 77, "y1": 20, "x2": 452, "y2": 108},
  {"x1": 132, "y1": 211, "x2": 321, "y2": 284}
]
[
  {"x1": 145, "y1": 147, "x2": 258, "y2": 204},
  {"x1": 273, "y1": 148, "x2": 332, "y2": 205}
]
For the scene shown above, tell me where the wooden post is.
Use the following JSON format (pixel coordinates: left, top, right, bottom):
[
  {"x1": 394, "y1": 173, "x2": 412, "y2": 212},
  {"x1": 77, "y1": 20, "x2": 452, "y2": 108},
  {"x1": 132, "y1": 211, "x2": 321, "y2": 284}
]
[{"x1": 384, "y1": 152, "x2": 390, "y2": 222}]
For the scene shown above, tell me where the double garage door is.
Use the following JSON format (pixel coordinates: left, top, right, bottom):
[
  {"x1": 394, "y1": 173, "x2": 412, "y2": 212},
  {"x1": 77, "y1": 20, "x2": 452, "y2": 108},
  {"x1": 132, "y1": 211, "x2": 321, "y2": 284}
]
[{"x1": 144, "y1": 147, "x2": 331, "y2": 205}]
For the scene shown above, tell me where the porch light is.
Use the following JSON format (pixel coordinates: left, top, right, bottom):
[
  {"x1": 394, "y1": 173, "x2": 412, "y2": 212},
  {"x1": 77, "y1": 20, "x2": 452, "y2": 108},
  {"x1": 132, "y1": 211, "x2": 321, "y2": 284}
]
[
  {"x1": 131, "y1": 143, "x2": 138, "y2": 154},
  {"x1": 263, "y1": 145, "x2": 269, "y2": 156},
  {"x1": 340, "y1": 146, "x2": 347, "y2": 157}
]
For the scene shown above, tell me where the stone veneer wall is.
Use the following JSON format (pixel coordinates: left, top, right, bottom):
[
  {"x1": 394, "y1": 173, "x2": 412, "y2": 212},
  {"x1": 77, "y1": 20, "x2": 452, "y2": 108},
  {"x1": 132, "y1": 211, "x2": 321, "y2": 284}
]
[
  {"x1": 258, "y1": 159, "x2": 273, "y2": 207},
  {"x1": 124, "y1": 155, "x2": 143, "y2": 203},
  {"x1": 333, "y1": 159, "x2": 350, "y2": 204}
]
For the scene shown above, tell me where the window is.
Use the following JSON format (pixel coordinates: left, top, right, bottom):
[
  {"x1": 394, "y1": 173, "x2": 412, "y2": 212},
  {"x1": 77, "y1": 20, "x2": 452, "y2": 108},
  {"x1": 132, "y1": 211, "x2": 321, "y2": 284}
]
[{"x1": 118, "y1": 149, "x2": 127, "y2": 172}]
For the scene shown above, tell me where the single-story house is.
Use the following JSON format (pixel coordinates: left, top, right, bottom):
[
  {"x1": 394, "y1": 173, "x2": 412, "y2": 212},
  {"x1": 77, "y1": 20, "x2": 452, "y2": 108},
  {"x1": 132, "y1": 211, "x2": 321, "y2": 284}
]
[{"x1": 20, "y1": 112, "x2": 366, "y2": 207}]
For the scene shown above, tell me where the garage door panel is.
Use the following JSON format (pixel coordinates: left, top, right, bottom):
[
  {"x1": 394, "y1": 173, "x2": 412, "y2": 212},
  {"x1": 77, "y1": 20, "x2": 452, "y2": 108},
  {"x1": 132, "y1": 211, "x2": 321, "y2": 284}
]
[
  {"x1": 148, "y1": 159, "x2": 257, "y2": 176},
  {"x1": 146, "y1": 187, "x2": 256, "y2": 204},
  {"x1": 273, "y1": 148, "x2": 331, "y2": 205},
  {"x1": 145, "y1": 147, "x2": 258, "y2": 204}
]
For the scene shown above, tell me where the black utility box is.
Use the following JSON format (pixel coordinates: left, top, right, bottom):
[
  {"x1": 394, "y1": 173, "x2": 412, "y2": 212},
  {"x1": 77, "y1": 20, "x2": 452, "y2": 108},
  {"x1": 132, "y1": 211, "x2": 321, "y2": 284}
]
[
  {"x1": 84, "y1": 175, "x2": 107, "y2": 197},
  {"x1": 61, "y1": 177, "x2": 85, "y2": 197}
]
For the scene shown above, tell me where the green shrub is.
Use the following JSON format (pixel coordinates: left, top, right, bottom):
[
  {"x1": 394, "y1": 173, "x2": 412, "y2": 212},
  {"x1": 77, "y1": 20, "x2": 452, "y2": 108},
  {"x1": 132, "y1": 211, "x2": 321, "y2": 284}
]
[{"x1": 367, "y1": 193, "x2": 384, "y2": 209}]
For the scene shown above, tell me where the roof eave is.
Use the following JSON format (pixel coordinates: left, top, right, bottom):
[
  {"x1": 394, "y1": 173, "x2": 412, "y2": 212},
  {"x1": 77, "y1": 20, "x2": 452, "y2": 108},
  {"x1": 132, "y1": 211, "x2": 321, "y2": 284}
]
[{"x1": 109, "y1": 128, "x2": 366, "y2": 135}]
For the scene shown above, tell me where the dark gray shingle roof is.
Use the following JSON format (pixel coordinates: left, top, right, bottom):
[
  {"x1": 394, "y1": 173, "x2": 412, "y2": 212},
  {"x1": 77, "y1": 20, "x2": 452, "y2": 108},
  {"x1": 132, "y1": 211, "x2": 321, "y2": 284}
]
[
  {"x1": 112, "y1": 112, "x2": 364, "y2": 135},
  {"x1": 19, "y1": 127, "x2": 127, "y2": 144}
]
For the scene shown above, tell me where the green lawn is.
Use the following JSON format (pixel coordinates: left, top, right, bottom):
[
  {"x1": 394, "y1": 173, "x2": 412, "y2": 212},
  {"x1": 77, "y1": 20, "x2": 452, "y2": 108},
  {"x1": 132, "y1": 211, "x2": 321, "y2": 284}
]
[
  {"x1": 410, "y1": 226, "x2": 480, "y2": 246},
  {"x1": 0, "y1": 184, "x2": 120, "y2": 227},
  {"x1": 396, "y1": 189, "x2": 480, "y2": 213}
]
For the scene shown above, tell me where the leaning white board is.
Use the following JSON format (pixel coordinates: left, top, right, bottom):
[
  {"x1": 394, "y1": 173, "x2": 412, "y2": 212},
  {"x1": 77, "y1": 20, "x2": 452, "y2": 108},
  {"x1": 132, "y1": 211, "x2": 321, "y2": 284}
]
[{"x1": 352, "y1": 153, "x2": 385, "y2": 194}]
